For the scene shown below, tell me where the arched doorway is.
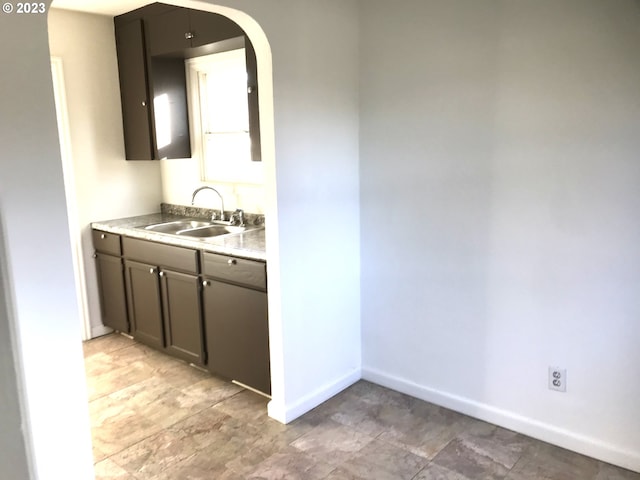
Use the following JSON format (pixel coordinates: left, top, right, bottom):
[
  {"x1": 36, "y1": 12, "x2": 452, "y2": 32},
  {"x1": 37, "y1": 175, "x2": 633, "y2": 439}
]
[{"x1": 47, "y1": 0, "x2": 282, "y2": 473}]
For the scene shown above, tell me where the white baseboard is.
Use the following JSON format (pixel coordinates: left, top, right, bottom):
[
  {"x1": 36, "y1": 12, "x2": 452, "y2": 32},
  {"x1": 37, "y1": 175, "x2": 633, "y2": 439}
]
[
  {"x1": 90, "y1": 325, "x2": 113, "y2": 339},
  {"x1": 362, "y1": 366, "x2": 640, "y2": 473},
  {"x1": 268, "y1": 368, "x2": 361, "y2": 424}
]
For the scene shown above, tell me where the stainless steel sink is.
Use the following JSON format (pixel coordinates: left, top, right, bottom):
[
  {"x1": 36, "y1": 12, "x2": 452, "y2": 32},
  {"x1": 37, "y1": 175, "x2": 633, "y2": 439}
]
[
  {"x1": 144, "y1": 220, "x2": 213, "y2": 234},
  {"x1": 177, "y1": 225, "x2": 245, "y2": 238},
  {"x1": 141, "y1": 219, "x2": 251, "y2": 238}
]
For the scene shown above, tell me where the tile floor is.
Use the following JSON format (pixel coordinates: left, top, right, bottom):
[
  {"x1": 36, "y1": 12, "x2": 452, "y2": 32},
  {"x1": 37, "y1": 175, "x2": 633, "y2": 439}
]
[{"x1": 85, "y1": 333, "x2": 639, "y2": 480}]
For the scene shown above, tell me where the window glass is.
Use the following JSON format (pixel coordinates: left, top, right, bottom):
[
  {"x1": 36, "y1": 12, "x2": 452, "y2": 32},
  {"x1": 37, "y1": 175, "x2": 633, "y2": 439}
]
[{"x1": 186, "y1": 48, "x2": 262, "y2": 184}]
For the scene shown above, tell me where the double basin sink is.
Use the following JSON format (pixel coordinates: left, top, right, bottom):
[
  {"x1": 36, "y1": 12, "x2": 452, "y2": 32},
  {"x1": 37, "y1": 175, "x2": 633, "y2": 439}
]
[{"x1": 140, "y1": 219, "x2": 259, "y2": 240}]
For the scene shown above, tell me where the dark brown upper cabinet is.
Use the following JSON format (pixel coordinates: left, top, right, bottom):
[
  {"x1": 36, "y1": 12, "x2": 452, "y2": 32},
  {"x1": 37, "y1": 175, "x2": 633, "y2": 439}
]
[
  {"x1": 245, "y1": 37, "x2": 261, "y2": 162},
  {"x1": 114, "y1": 19, "x2": 154, "y2": 160},
  {"x1": 114, "y1": 3, "x2": 260, "y2": 161},
  {"x1": 148, "y1": 56, "x2": 191, "y2": 160},
  {"x1": 146, "y1": 7, "x2": 244, "y2": 57}
]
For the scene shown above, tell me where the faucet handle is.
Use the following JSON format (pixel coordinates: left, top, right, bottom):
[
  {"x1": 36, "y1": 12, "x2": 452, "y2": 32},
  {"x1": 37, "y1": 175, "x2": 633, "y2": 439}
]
[{"x1": 231, "y1": 209, "x2": 245, "y2": 226}]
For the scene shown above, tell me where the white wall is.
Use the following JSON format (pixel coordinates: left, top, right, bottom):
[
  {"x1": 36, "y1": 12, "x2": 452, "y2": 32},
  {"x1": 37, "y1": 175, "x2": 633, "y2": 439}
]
[
  {"x1": 48, "y1": 8, "x2": 163, "y2": 337},
  {"x1": 0, "y1": 230, "x2": 31, "y2": 480},
  {"x1": 360, "y1": 0, "x2": 640, "y2": 471},
  {"x1": 51, "y1": 0, "x2": 362, "y2": 426},
  {"x1": 2, "y1": 4, "x2": 361, "y2": 476},
  {"x1": 19, "y1": 0, "x2": 639, "y2": 474},
  {"x1": 0, "y1": 3, "x2": 95, "y2": 478},
  {"x1": 193, "y1": 0, "x2": 362, "y2": 421},
  {"x1": 160, "y1": 158, "x2": 266, "y2": 214}
]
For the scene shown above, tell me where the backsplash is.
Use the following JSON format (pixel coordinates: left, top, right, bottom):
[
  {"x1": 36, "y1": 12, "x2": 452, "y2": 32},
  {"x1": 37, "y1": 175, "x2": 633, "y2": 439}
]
[
  {"x1": 161, "y1": 203, "x2": 265, "y2": 227},
  {"x1": 159, "y1": 160, "x2": 266, "y2": 215}
]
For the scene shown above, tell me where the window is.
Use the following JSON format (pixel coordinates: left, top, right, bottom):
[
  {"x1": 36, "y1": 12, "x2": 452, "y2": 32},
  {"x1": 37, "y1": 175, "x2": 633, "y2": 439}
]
[{"x1": 186, "y1": 45, "x2": 263, "y2": 184}]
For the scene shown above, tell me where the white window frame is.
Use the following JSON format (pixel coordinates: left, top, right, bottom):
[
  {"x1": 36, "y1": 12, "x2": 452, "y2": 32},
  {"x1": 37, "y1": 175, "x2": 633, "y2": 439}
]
[{"x1": 185, "y1": 40, "x2": 263, "y2": 185}]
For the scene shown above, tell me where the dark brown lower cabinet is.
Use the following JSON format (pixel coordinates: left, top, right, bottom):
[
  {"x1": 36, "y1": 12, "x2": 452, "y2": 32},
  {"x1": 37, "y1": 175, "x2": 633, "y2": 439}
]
[
  {"x1": 161, "y1": 269, "x2": 204, "y2": 365},
  {"x1": 124, "y1": 260, "x2": 204, "y2": 365},
  {"x1": 122, "y1": 237, "x2": 204, "y2": 364},
  {"x1": 124, "y1": 260, "x2": 164, "y2": 350},
  {"x1": 203, "y1": 278, "x2": 270, "y2": 395},
  {"x1": 94, "y1": 253, "x2": 129, "y2": 333},
  {"x1": 96, "y1": 232, "x2": 269, "y2": 392}
]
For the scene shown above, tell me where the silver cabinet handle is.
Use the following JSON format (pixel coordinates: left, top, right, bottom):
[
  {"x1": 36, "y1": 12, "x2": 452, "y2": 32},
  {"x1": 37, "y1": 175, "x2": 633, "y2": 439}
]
[
  {"x1": 101, "y1": 233, "x2": 106, "y2": 239},
  {"x1": 141, "y1": 101, "x2": 146, "y2": 107},
  {"x1": 202, "y1": 280, "x2": 210, "y2": 287},
  {"x1": 227, "y1": 259, "x2": 237, "y2": 266},
  {"x1": 159, "y1": 271, "x2": 165, "y2": 278},
  {"x1": 185, "y1": 32, "x2": 194, "y2": 39},
  {"x1": 149, "y1": 268, "x2": 155, "y2": 274}
]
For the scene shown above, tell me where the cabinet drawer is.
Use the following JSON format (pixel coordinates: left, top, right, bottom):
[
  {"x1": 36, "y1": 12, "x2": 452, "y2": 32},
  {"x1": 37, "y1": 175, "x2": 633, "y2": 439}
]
[
  {"x1": 202, "y1": 252, "x2": 266, "y2": 291},
  {"x1": 92, "y1": 230, "x2": 122, "y2": 255},
  {"x1": 122, "y1": 237, "x2": 198, "y2": 273}
]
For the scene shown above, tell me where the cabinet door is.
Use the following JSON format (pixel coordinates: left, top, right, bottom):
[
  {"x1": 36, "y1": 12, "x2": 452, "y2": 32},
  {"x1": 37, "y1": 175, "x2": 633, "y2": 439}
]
[
  {"x1": 95, "y1": 253, "x2": 129, "y2": 333},
  {"x1": 149, "y1": 56, "x2": 191, "y2": 160},
  {"x1": 203, "y1": 280, "x2": 270, "y2": 395},
  {"x1": 125, "y1": 260, "x2": 164, "y2": 349},
  {"x1": 245, "y1": 36, "x2": 261, "y2": 162},
  {"x1": 115, "y1": 19, "x2": 154, "y2": 160},
  {"x1": 161, "y1": 270, "x2": 204, "y2": 365},
  {"x1": 145, "y1": 8, "x2": 191, "y2": 56},
  {"x1": 189, "y1": 10, "x2": 244, "y2": 48}
]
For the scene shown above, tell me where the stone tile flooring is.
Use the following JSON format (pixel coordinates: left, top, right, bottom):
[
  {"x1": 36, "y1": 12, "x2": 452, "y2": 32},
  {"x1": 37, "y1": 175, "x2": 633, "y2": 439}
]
[{"x1": 85, "y1": 333, "x2": 639, "y2": 480}]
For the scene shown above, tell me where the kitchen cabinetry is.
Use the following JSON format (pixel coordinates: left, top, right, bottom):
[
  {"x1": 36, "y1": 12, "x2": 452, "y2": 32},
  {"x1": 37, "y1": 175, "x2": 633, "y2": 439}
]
[
  {"x1": 124, "y1": 259, "x2": 164, "y2": 349},
  {"x1": 202, "y1": 252, "x2": 270, "y2": 395},
  {"x1": 92, "y1": 230, "x2": 129, "y2": 333},
  {"x1": 92, "y1": 224, "x2": 269, "y2": 394},
  {"x1": 114, "y1": 19, "x2": 154, "y2": 160},
  {"x1": 114, "y1": 5, "x2": 193, "y2": 160},
  {"x1": 245, "y1": 37, "x2": 261, "y2": 162},
  {"x1": 160, "y1": 269, "x2": 203, "y2": 365},
  {"x1": 145, "y1": 7, "x2": 243, "y2": 56},
  {"x1": 148, "y1": 55, "x2": 191, "y2": 160},
  {"x1": 122, "y1": 237, "x2": 204, "y2": 365},
  {"x1": 113, "y1": 3, "x2": 260, "y2": 162}
]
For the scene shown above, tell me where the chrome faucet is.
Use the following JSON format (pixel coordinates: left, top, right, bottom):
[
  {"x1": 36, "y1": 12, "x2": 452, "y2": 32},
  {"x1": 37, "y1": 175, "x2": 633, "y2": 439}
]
[{"x1": 191, "y1": 186, "x2": 225, "y2": 222}]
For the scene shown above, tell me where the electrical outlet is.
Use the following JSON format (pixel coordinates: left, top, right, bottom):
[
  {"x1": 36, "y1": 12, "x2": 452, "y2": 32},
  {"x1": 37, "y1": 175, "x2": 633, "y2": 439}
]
[{"x1": 548, "y1": 367, "x2": 567, "y2": 392}]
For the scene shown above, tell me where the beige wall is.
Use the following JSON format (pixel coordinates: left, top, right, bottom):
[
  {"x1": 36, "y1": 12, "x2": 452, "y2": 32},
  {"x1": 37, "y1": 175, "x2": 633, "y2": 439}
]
[{"x1": 48, "y1": 8, "x2": 163, "y2": 336}]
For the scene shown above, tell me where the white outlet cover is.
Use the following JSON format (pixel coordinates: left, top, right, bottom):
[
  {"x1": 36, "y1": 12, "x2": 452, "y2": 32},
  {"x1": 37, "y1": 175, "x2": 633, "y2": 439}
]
[{"x1": 549, "y1": 367, "x2": 567, "y2": 392}]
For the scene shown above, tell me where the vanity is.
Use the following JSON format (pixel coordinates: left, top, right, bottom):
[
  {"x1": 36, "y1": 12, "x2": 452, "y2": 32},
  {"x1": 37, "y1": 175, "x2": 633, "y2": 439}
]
[{"x1": 91, "y1": 209, "x2": 270, "y2": 396}]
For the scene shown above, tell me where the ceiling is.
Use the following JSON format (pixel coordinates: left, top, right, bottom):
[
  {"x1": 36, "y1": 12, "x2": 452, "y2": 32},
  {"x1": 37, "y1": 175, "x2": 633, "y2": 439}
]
[{"x1": 50, "y1": 0, "x2": 153, "y2": 16}]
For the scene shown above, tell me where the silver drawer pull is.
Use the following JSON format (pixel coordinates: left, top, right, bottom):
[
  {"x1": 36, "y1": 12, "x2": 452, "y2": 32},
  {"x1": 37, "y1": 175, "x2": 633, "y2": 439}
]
[
  {"x1": 101, "y1": 233, "x2": 106, "y2": 239},
  {"x1": 149, "y1": 268, "x2": 155, "y2": 274},
  {"x1": 202, "y1": 280, "x2": 210, "y2": 287},
  {"x1": 227, "y1": 259, "x2": 237, "y2": 266}
]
